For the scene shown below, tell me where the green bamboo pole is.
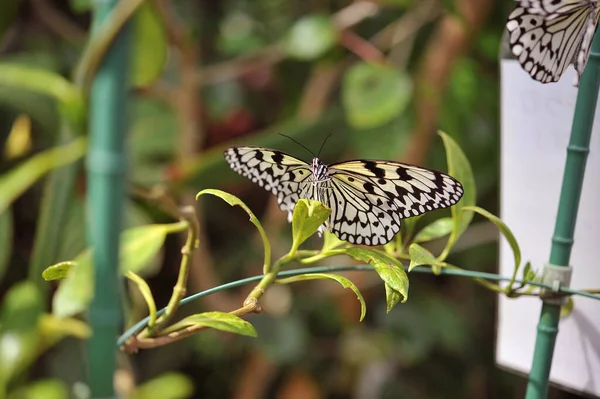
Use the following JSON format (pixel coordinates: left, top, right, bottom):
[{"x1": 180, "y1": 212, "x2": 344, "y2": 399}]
[
  {"x1": 86, "y1": 0, "x2": 131, "y2": 396},
  {"x1": 525, "y1": 32, "x2": 600, "y2": 399}
]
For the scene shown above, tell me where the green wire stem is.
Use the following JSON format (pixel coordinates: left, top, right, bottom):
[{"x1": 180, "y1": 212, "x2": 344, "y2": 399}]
[
  {"x1": 525, "y1": 32, "x2": 600, "y2": 399},
  {"x1": 116, "y1": 265, "x2": 599, "y2": 348},
  {"x1": 87, "y1": 1, "x2": 131, "y2": 397}
]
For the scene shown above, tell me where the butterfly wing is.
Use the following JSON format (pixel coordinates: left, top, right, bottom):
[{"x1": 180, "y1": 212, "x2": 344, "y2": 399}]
[
  {"x1": 516, "y1": 0, "x2": 592, "y2": 15},
  {"x1": 224, "y1": 146, "x2": 314, "y2": 217},
  {"x1": 323, "y1": 160, "x2": 464, "y2": 246},
  {"x1": 506, "y1": 3, "x2": 593, "y2": 84},
  {"x1": 573, "y1": 6, "x2": 600, "y2": 85}
]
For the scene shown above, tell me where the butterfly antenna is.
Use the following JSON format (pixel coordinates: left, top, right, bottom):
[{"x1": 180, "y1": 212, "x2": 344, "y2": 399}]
[
  {"x1": 317, "y1": 134, "x2": 332, "y2": 158},
  {"x1": 278, "y1": 133, "x2": 316, "y2": 158}
]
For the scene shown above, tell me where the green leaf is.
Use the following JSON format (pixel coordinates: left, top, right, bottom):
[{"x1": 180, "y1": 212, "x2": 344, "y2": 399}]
[
  {"x1": 0, "y1": 137, "x2": 86, "y2": 215},
  {"x1": 291, "y1": 199, "x2": 331, "y2": 253},
  {"x1": 408, "y1": 243, "x2": 444, "y2": 274},
  {"x1": 322, "y1": 231, "x2": 347, "y2": 252},
  {"x1": 51, "y1": 251, "x2": 92, "y2": 318},
  {"x1": 344, "y1": 248, "x2": 409, "y2": 307},
  {"x1": 438, "y1": 131, "x2": 476, "y2": 260},
  {"x1": 8, "y1": 378, "x2": 69, "y2": 399},
  {"x1": 414, "y1": 217, "x2": 453, "y2": 243},
  {"x1": 119, "y1": 223, "x2": 178, "y2": 275},
  {"x1": 464, "y1": 205, "x2": 521, "y2": 274},
  {"x1": 522, "y1": 262, "x2": 535, "y2": 283},
  {"x1": 169, "y1": 312, "x2": 257, "y2": 338},
  {"x1": 0, "y1": 282, "x2": 44, "y2": 383},
  {"x1": 0, "y1": 63, "x2": 84, "y2": 126},
  {"x1": 342, "y1": 63, "x2": 412, "y2": 129},
  {"x1": 38, "y1": 314, "x2": 91, "y2": 348},
  {"x1": 277, "y1": 273, "x2": 366, "y2": 321},
  {"x1": 49, "y1": 221, "x2": 184, "y2": 317},
  {"x1": 69, "y1": 0, "x2": 91, "y2": 13},
  {"x1": 42, "y1": 261, "x2": 76, "y2": 281},
  {"x1": 284, "y1": 14, "x2": 339, "y2": 60},
  {"x1": 130, "y1": 3, "x2": 167, "y2": 88},
  {"x1": 0, "y1": 210, "x2": 12, "y2": 283},
  {"x1": 561, "y1": 297, "x2": 574, "y2": 318},
  {"x1": 197, "y1": 189, "x2": 271, "y2": 272},
  {"x1": 131, "y1": 373, "x2": 194, "y2": 399},
  {"x1": 384, "y1": 283, "x2": 402, "y2": 313}
]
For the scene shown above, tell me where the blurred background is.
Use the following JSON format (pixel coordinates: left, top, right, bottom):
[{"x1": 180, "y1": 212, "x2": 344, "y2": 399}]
[{"x1": 0, "y1": 0, "x2": 588, "y2": 398}]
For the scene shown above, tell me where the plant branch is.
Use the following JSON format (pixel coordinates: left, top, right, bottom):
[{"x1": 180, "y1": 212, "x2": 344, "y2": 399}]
[{"x1": 139, "y1": 206, "x2": 198, "y2": 337}]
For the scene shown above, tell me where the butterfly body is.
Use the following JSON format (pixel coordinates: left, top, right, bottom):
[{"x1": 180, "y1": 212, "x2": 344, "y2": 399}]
[{"x1": 225, "y1": 146, "x2": 463, "y2": 246}]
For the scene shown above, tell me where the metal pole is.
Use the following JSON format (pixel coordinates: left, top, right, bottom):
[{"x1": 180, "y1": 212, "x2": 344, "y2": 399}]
[
  {"x1": 525, "y1": 31, "x2": 600, "y2": 398},
  {"x1": 87, "y1": 0, "x2": 131, "y2": 396}
]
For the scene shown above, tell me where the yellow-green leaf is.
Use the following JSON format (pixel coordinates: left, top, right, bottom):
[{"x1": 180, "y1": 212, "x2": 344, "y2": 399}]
[
  {"x1": 291, "y1": 199, "x2": 331, "y2": 252},
  {"x1": 7, "y1": 379, "x2": 68, "y2": 399},
  {"x1": 119, "y1": 223, "x2": 180, "y2": 275},
  {"x1": 277, "y1": 273, "x2": 366, "y2": 321},
  {"x1": 0, "y1": 137, "x2": 86, "y2": 215},
  {"x1": 130, "y1": 3, "x2": 167, "y2": 88},
  {"x1": 344, "y1": 247, "x2": 409, "y2": 306},
  {"x1": 0, "y1": 63, "x2": 84, "y2": 126},
  {"x1": 51, "y1": 251, "x2": 92, "y2": 318},
  {"x1": 438, "y1": 131, "x2": 476, "y2": 259},
  {"x1": 0, "y1": 210, "x2": 12, "y2": 283},
  {"x1": 384, "y1": 283, "x2": 402, "y2": 313},
  {"x1": 464, "y1": 205, "x2": 520, "y2": 271},
  {"x1": 131, "y1": 373, "x2": 194, "y2": 399},
  {"x1": 414, "y1": 217, "x2": 453, "y2": 243},
  {"x1": 169, "y1": 311, "x2": 257, "y2": 337},
  {"x1": 322, "y1": 231, "x2": 346, "y2": 252},
  {"x1": 0, "y1": 282, "x2": 44, "y2": 383},
  {"x1": 408, "y1": 243, "x2": 444, "y2": 274},
  {"x1": 42, "y1": 261, "x2": 76, "y2": 281},
  {"x1": 38, "y1": 314, "x2": 91, "y2": 346}
]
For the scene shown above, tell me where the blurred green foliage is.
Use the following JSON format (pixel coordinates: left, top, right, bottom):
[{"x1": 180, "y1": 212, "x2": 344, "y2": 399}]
[{"x1": 0, "y1": 0, "x2": 586, "y2": 398}]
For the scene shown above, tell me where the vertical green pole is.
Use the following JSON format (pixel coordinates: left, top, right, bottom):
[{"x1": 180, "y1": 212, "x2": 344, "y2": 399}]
[
  {"x1": 524, "y1": 32, "x2": 600, "y2": 398},
  {"x1": 87, "y1": 1, "x2": 131, "y2": 397}
]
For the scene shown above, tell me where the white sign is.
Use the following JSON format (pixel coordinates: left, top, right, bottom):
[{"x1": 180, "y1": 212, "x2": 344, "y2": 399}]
[{"x1": 497, "y1": 61, "x2": 600, "y2": 397}]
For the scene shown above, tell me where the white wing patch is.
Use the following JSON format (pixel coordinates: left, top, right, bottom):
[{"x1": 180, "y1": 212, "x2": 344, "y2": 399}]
[
  {"x1": 506, "y1": 1, "x2": 600, "y2": 86},
  {"x1": 225, "y1": 147, "x2": 464, "y2": 246}
]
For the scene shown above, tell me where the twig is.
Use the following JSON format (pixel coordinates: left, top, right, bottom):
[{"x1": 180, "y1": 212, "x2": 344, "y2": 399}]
[
  {"x1": 137, "y1": 206, "x2": 198, "y2": 337},
  {"x1": 30, "y1": 0, "x2": 86, "y2": 45},
  {"x1": 123, "y1": 299, "x2": 261, "y2": 352},
  {"x1": 340, "y1": 30, "x2": 385, "y2": 62},
  {"x1": 199, "y1": 1, "x2": 381, "y2": 86},
  {"x1": 401, "y1": 0, "x2": 493, "y2": 165}
]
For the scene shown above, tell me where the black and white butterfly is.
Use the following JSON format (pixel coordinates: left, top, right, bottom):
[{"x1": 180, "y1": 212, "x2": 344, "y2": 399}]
[
  {"x1": 506, "y1": 0, "x2": 600, "y2": 86},
  {"x1": 224, "y1": 146, "x2": 464, "y2": 246}
]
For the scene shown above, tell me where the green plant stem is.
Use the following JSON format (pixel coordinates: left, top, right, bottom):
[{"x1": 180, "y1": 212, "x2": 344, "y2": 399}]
[
  {"x1": 245, "y1": 253, "x2": 294, "y2": 302},
  {"x1": 443, "y1": 262, "x2": 503, "y2": 293},
  {"x1": 117, "y1": 263, "x2": 600, "y2": 349},
  {"x1": 139, "y1": 208, "x2": 197, "y2": 337}
]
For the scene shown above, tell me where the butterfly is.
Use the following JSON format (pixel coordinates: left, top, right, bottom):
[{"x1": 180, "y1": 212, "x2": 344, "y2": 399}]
[
  {"x1": 506, "y1": 0, "x2": 600, "y2": 86},
  {"x1": 224, "y1": 146, "x2": 464, "y2": 246}
]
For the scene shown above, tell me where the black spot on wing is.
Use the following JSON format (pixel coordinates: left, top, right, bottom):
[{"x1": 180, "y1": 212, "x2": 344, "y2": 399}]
[
  {"x1": 364, "y1": 161, "x2": 385, "y2": 178},
  {"x1": 272, "y1": 151, "x2": 284, "y2": 164}
]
